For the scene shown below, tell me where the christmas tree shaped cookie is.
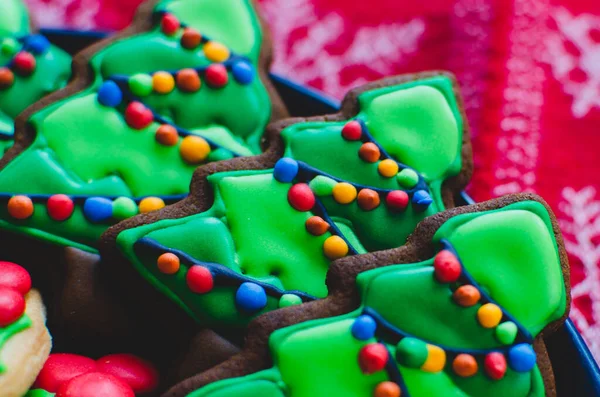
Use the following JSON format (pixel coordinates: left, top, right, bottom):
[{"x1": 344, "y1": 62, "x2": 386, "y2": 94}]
[
  {"x1": 108, "y1": 73, "x2": 472, "y2": 330},
  {"x1": 0, "y1": 0, "x2": 286, "y2": 253},
  {"x1": 0, "y1": 0, "x2": 71, "y2": 153},
  {"x1": 165, "y1": 195, "x2": 569, "y2": 397}
]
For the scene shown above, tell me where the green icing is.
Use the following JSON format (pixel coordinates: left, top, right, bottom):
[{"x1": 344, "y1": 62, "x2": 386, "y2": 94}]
[
  {"x1": 117, "y1": 77, "x2": 464, "y2": 327},
  {"x1": 0, "y1": 313, "x2": 32, "y2": 373},
  {"x1": 24, "y1": 390, "x2": 55, "y2": 397},
  {"x1": 0, "y1": 0, "x2": 29, "y2": 36},
  {"x1": 187, "y1": 201, "x2": 564, "y2": 397},
  {"x1": 0, "y1": 0, "x2": 271, "y2": 252}
]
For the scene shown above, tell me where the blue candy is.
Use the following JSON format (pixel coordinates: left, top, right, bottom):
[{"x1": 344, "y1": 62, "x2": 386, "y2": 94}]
[
  {"x1": 97, "y1": 81, "x2": 123, "y2": 107},
  {"x1": 508, "y1": 343, "x2": 537, "y2": 372},
  {"x1": 24, "y1": 34, "x2": 50, "y2": 55},
  {"x1": 232, "y1": 61, "x2": 254, "y2": 85},
  {"x1": 235, "y1": 282, "x2": 267, "y2": 312},
  {"x1": 83, "y1": 197, "x2": 114, "y2": 223},
  {"x1": 351, "y1": 314, "x2": 377, "y2": 340},
  {"x1": 273, "y1": 158, "x2": 299, "y2": 183},
  {"x1": 412, "y1": 190, "x2": 433, "y2": 211}
]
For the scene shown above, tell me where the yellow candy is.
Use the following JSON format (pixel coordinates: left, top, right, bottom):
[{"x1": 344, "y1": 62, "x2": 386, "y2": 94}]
[
  {"x1": 203, "y1": 41, "x2": 230, "y2": 62},
  {"x1": 421, "y1": 344, "x2": 446, "y2": 372},
  {"x1": 332, "y1": 182, "x2": 357, "y2": 204},
  {"x1": 477, "y1": 303, "x2": 503, "y2": 328},
  {"x1": 139, "y1": 197, "x2": 166, "y2": 213},
  {"x1": 378, "y1": 159, "x2": 399, "y2": 178},
  {"x1": 323, "y1": 236, "x2": 348, "y2": 260},
  {"x1": 180, "y1": 135, "x2": 211, "y2": 163},
  {"x1": 152, "y1": 71, "x2": 175, "y2": 94}
]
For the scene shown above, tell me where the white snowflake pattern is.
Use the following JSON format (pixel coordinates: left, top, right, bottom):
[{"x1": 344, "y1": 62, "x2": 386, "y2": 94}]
[
  {"x1": 545, "y1": 8, "x2": 600, "y2": 118},
  {"x1": 24, "y1": 0, "x2": 99, "y2": 30},
  {"x1": 559, "y1": 186, "x2": 600, "y2": 360},
  {"x1": 259, "y1": 0, "x2": 425, "y2": 98}
]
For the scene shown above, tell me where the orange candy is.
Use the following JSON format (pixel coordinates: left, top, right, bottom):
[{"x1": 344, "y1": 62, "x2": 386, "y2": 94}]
[
  {"x1": 305, "y1": 216, "x2": 329, "y2": 236},
  {"x1": 359, "y1": 142, "x2": 380, "y2": 163},
  {"x1": 0, "y1": 67, "x2": 15, "y2": 89},
  {"x1": 357, "y1": 189, "x2": 380, "y2": 211},
  {"x1": 139, "y1": 197, "x2": 165, "y2": 213},
  {"x1": 157, "y1": 253, "x2": 180, "y2": 275},
  {"x1": 176, "y1": 69, "x2": 201, "y2": 92},
  {"x1": 374, "y1": 381, "x2": 401, "y2": 397},
  {"x1": 7, "y1": 195, "x2": 34, "y2": 219},
  {"x1": 180, "y1": 28, "x2": 202, "y2": 49},
  {"x1": 180, "y1": 136, "x2": 210, "y2": 163},
  {"x1": 452, "y1": 354, "x2": 478, "y2": 377},
  {"x1": 152, "y1": 71, "x2": 175, "y2": 94},
  {"x1": 155, "y1": 125, "x2": 179, "y2": 146},
  {"x1": 453, "y1": 285, "x2": 481, "y2": 307}
]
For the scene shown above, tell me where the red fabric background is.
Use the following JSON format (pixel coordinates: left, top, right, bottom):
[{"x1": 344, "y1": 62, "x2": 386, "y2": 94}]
[{"x1": 24, "y1": 0, "x2": 600, "y2": 360}]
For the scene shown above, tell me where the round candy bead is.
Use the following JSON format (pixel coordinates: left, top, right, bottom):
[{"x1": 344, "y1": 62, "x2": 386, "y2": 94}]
[
  {"x1": 157, "y1": 253, "x2": 180, "y2": 275},
  {"x1": 341, "y1": 120, "x2": 362, "y2": 140},
  {"x1": 273, "y1": 158, "x2": 299, "y2": 183},
  {"x1": 152, "y1": 71, "x2": 175, "y2": 94},
  {"x1": 332, "y1": 182, "x2": 357, "y2": 204},
  {"x1": 139, "y1": 197, "x2": 165, "y2": 213},
  {"x1": 204, "y1": 64, "x2": 228, "y2": 88},
  {"x1": 34, "y1": 354, "x2": 97, "y2": 392},
  {"x1": 0, "y1": 262, "x2": 31, "y2": 295},
  {"x1": 128, "y1": 74, "x2": 153, "y2": 97},
  {"x1": 357, "y1": 189, "x2": 380, "y2": 211},
  {"x1": 125, "y1": 102, "x2": 154, "y2": 130},
  {"x1": 13, "y1": 51, "x2": 36, "y2": 75},
  {"x1": 112, "y1": 197, "x2": 138, "y2": 220},
  {"x1": 378, "y1": 159, "x2": 399, "y2": 178},
  {"x1": 25, "y1": 34, "x2": 51, "y2": 55},
  {"x1": 235, "y1": 282, "x2": 267, "y2": 312},
  {"x1": 412, "y1": 190, "x2": 433, "y2": 210},
  {"x1": 186, "y1": 266, "x2": 214, "y2": 294},
  {"x1": 56, "y1": 372, "x2": 135, "y2": 397},
  {"x1": 452, "y1": 285, "x2": 480, "y2": 307},
  {"x1": 351, "y1": 314, "x2": 377, "y2": 341},
  {"x1": 7, "y1": 195, "x2": 33, "y2": 219},
  {"x1": 484, "y1": 352, "x2": 507, "y2": 380},
  {"x1": 308, "y1": 175, "x2": 336, "y2": 196},
  {"x1": 0, "y1": 286, "x2": 25, "y2": 327},
  {"x1": 453, "y1": 354, "x2": 478, "y2": 377},
  {"x1": 279, "y1": 294, "x2": 302, "y2": 308},
  {"x1": 161, "y1": 14, "x2": 180, "y2": 35},
  {"x1": 96, "y1": 354, "x2": 159, "y2": 394},
  {"x1": 397, "y1": 168, "x2": 419, "y2": 188},
  {"x1": 305, "y1": 216, "x2": 329, "y2": 236},
  {"x1": 323, "y1": 235, "x2": 348, "y2": 260},
  {"x1": 396, "y1": 337, "x2": 428, "y2": 368},
  {"x1": 83, "y1": 197, "x2": 113, "y2": 223},
  {"x1": 288, "y1": 183, "x2": 315, "y2": 212},
  {"x1": 0, "y1": 67, "x2": 15, "y2": 89},
  {"x1": 508, "y1": 344, "x2": 536, "y2": 372},
  {"x1": 180, "y1": 135, "x2": 211, "y2": 163},
  {"x1": 358, "y1": 343, "x2": 388, "y2": 374},
  {"x1": 155, "y1": 124, "x2": 179, "y2": 146},
  {"x1": 496, "y1": 321, "x2": 518, "y2": 345},
  {"x1": 176, "y1": 69, "x2": 201, "y2": 92},
  {"x1": 0, "y1": 38, "x2": 19, "y2": 56},
  {"x1": 433, "y1": 250, "x2": 461, "y2": 283},
  {"x1": 97, "y1": 81, "x2": 122, "y2": 107},
  {"x1": 180, "y1": 28, "x2": 202, "y2": 49},
  {"x1": 47, "y1": 194, "x2": 74, "y2": 221},
  {"x1": 421, "y1": 344, "x2": 446, "y2": 372},
  {"x1": 203, "y1": 41, "x2": 230, "y2": 62},
  {"x1": 385, "y1": 191, "x2": 409, "y2": 211},
  {"x1": 359, "y1": 142, "x2": 380, "y2": 163},
  {"x1": 374, "y1": 381, "x2": 401, "y2": 397},
  {"x1": 232, "y1": 61, "x2": 254, "y2": 85},
  {"x1": 477, "y1": 303, "x2": 503, "y2": 328}
]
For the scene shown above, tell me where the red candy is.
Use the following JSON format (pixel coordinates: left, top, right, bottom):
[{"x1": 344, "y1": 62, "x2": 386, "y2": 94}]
[
  {"x1": 341, "y1": 121, "x2": 362, "y2": 140},
  {"x1": 385, "y1": 190, "x2": 409, "y2": 211},
  {"x1": 186, "y1": 266, "x2": 214, "y2": 294},
  {"x1": 0, "y1": 287, "x2": 25, "y2": 327},
  {"x1": 288, "y1": 183, "x2": 315, "y2": 212},
  {"x1": 358, "y1": 343, "x2": 389, "y2": 374},
  {"x1": 57, "y1": 372, "x2": 135, "y2": 397},
  {"x1": 160, "y1": 14, "x2": 180, "y2": 35},
  {"x1": 433, "y1": 250, "x2": 462, "y2": 283},
  {"x1": 0, "y1": 261, "x2": 31, "y2": 295},
  {"x1": 204, "y1": 64, "x2": 228, "y2": 88},
  {"x1": 96, "y1": 354, "x2": 159, "y2": 394},
  {"x1": 125, "y1": 102, "x2": 154, "y2": 130},
  {"x1": 34, "y1": 353, "x2": 97, "y2": 392},
  {"x1": 484, "y1": 352, "x2": 507, "y2": 380},
  {"x1": 13, "y1": 51, "x2": 36, "y2": 75},
  {"x1": 47, "y1": 194, "x2": 74, "y2": 221}
]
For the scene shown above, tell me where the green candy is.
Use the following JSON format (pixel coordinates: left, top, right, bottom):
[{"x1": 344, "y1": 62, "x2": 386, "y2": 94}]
[
  {"x1": 0, "y1": 37, "x2": 19, "y2": 56},
  {"x1": 112, "y1": 197, "x2": 139, "y2": 220},
  {"x1": 395, "y1": 337, "x2": 428, "y2": 368},
  {"x1": 208, "y1": 148, "x2": 234, "y2": 162},
  {"x1": 308, "y1": 175, "x2": 337, "y2": 196},
  {"x1": 128, "y1": 73, "x2": 154, "y2": 97},
  {"x1": 279, "y1": 294, "x2": 303, "y2": 308},
  {"x1": 397, "y1": 168, "x2": 419, "y2": 188},
  {"x1": 496, "y1": 321, "x2": 518, "y2": 345},
  {"x1": 24, "y1": 390, "x2": 55, "y2": 397}
]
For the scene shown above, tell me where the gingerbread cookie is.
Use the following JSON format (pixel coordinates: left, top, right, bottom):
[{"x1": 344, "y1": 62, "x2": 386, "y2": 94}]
[
  {"x1": 0, "y1": 0, "x2": 71, "y2": 154},
  {"x1": 0, "y1": 261, "x2": 52, "y2": 397},
  {"x1": 102, "y1": 72, "x2": 472, "y2": 341},
  {"x1": 163, "y1": 194, "x2": 569, "y2": 397}
]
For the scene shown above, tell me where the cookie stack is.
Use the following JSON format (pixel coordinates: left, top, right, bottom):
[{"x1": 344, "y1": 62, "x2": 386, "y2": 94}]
[{"x1": 0, "y1": 0, "x2": 570, "y2": 396}]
